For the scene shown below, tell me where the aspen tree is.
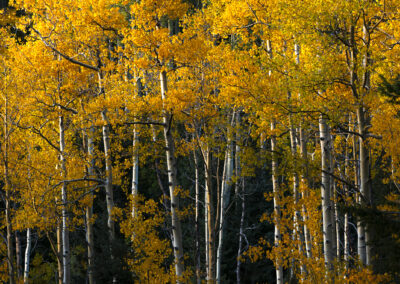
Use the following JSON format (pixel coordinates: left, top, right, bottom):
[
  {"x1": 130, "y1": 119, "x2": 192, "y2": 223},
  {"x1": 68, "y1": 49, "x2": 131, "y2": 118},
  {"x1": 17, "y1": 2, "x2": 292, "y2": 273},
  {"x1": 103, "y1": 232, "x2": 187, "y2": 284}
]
[
  {"x1": 59, "y1": 113, "x2": 70, "y2": 284},
  {"x1": 235, "y1": 112, "x2": 246, "y2": 284},
  {"x1": 193, "y1": 149, "x2": 201, "y2": 284},
  {"x1": 319, "y1": 115, "x2": 334, "y2": 269},
  {"x1": 216, "y1": 112, "x2": 234, "y2": 284},
  {"x1": 23, "y1": 228, "x2": 31, "y2": 284},
  {"x1": 131, "y1": 125, "x2": 139, "y2": 217},
  {"x1": 82, "y1": 119, "x2": 95, "y2": 284},
  {"x1": 271, "y1": 120, "x2": 283, "y2": 284},
  {"x1": 2, "y1": 70, "x2": 15, "y2": 284},
  {"x1": 159, "y1": 69, "x2": 185, "y2": 279}
]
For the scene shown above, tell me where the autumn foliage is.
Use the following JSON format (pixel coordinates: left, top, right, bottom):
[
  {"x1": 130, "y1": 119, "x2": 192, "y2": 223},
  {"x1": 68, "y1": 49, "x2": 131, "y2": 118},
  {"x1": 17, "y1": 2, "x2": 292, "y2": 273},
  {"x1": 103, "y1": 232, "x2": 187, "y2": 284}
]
[{"x1": 0, "y1": 0, "x2": 399, "y2": 283}]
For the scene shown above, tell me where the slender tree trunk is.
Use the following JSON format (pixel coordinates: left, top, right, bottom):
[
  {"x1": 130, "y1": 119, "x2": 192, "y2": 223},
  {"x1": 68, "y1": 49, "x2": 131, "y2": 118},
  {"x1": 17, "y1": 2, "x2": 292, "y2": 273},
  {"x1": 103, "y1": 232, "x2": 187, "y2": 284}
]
[
  {"x1": 236, "y1": 114, "x2": 245, "y2": 284},
  {"x1": 329, "y1": 136, "x2": 337, "y2": 260},
  {"x1": 6, "y1": 188, "x2": 15, "y2": 284},
  {"x1": 98, "y1": 69, "x2": 116, "y2": 282},
  {"x1": 4, "y1": 96, "x2": 15, "y2": 284},
  {"x1": 203, "y1": 146, "x2": 215, "y2": 283},
  {"x1": 299, "y1": 125, "x2": 312, "y2": 259},
  {"x1": 132, "y1": 125, "x2": 139, "y2": 217},
  {"x1": 271, "y1": 120, "x2": 283, "y2": 284},
  {"x1": 319, "y1": 115, "x2": 334, "y2": 269},
  {"x1": 236, "y1": 177, "x2": 245, "y2": 284},
  {"x1": 334, "y1": 184, "x2": 340, "y2": 259},
  {"x1": 193, "y1": 150, "x2": 201, "y2": 284},
  {"x1": 131, "y1": 74, "x2": 143, "y2": 218},
  {"x1": 344, "y1": 128, "x2": 350, "y2": 267},
  {"x1": 289, "y1": 115, "x2": 305, "y2": 278},
  {"x1": 205, "y1": 172, "x2": 209, "y2": 281},
  {"x1": 344, "y1": 210, "x2": 349, "y2": 263},
  {"x1": 352, "y1": 121, "x2": 364, "y2": 265},
  {"x1": 216, "y1": 114, "x2": 234, "y2": 284},
  {"x1": 59, "y1": 115, "x2": 70, "y2": 284},
  {"x1": 24, "y1": 228, "x2": 32, "y2": 284},
  {"x1": 357, "y1": 106, "x2": 372, "y2": 265},
  {"x1": 160, "y1": 70, "x2": 185, "y2": 280},
  {"x1": 101, "y1": 110, "x2": 117, "y2": 283},
  {"x1": 101, "y1": 110, "x2": 115, "y2": 241},
  {"x1": 57, "y1": 219, "x2": 63, "y2": 284},
  {"x1": 16, "y1": 231, "x2": 22, "y2": 280},
  {"x1": 360, "y1": 24, "x2": 372, "y2": 265},
  {"x1": 86, "y1": 126, "x2": 95, "y2": 284}
]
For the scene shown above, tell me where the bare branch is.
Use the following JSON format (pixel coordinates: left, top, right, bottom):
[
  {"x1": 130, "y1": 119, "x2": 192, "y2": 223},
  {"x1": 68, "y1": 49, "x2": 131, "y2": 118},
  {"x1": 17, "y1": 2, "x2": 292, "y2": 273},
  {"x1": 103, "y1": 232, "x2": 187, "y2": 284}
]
[{"x1": 33, "y1": 28, "x2": 99, "y2": 72}]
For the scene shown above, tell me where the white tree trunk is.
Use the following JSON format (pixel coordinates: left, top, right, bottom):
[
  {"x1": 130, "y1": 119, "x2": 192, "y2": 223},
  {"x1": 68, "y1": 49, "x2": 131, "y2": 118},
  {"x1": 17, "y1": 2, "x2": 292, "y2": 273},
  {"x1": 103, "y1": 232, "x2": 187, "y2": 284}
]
[
  {"x1": 329, "y1": 137, "x2": 337, "y2": 259},
  {"x1": 23, "y1": 228, "x2": 32, "y2": 284},
  {"x1": 193, "y1": 150, "x2": 201, "y2": 284},
  {"x1": 289, "y1": 120, "x2": 305, "y2": 278},
  {"x1": 216, "y1": 114, "x2": 234, "y2": 283},
  {"x1": 235, "y1": 112, "x2": 244, "y2": 284},
  {"x1": 16, "y1": 232, "x2": 22, "y2": 279},
  {"x1": 334, "y1": 183, "x2": 340, "y2": 259},
  {"x1": 203, "y1": 146, "x2": 214, "y2": 282},
  {"x1": 299, "y1": 125, "x2": 312, "y2": 259},
  {"x1": 59, "y1": 115, "x2": 70, "y2": 284},
  {"x1": 86, "y1": 127, "x2": 95, "y2": 284},
  {"x1": 57, "y1": 220, "x2": 63, "y2": 284},
  {"x1": 4, "y1": 96, "x2": 15, "y2": 284},
  {"x1": 357, "y1": 106, "x2": 371, "y2": 265},
  {"x1": 131, "y1": 125, "x2": 139, "y2": 217},
  {"x1": 160, "y1": 70, "x2": 185, "y2": 280},
  {"x1": 344, "y1": 132, "x2": 350, "y2": 266},
  {"x1": 319, "y1": 115, "x2": 333, "y2": 269},
  {"x1": 271, "y1": 120, "x2": 283, "y2": 284},
  {"x1": 236, "y1": 177, "x2": 245, "y2": 284},
  {"x1": 101, "y1": 111, "x2": 115, "y2": 242}
]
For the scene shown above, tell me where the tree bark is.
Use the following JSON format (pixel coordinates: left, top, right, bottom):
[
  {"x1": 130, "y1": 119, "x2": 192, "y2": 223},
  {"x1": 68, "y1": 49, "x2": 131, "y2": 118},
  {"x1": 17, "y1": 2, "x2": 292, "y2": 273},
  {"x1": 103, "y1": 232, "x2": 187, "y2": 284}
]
[
  {"x1": 160, "y1": 70, "x2": 185, "y2": 281},
  {"x1": 15, "y1": 232, "x2": 21, "y2": 280},
  {"x1": 101, "y1": 109, "x2": 117, "y2": 284},
  {"x1": 357, "y1": 106, "x2": 371, "y2": 265},
  {"x1": 203, "y1": 146, "x2": 215, "y2": 283},
  {"x1": 271, "y1": 120, "x2": 283, "y2": 284},
  {"x1": 4, "y1": 95, "x2": 15, "y2": 284},
  {"x1": 289, "y1": 115, "x2": 305, "y2": 278},
  {"x1": 131, "y1": 125, "x2": 139, "y2": 217},
  {"x1": 329, "y1": 136, "x2": 337, "y2": 259},
  {"x1": 319, "y1": 115, "x2": 334, "y2": 269},
  {"x1": 193, "y1": 150, "x2": 201, "y2": 284},
  {"x1": 86, "y1": 126, "x2": 95, "y2": 284},
  {"x1": 236, "y1": 177, "x2": 245, "y2": 284},
  {"x1": 57, "y1": 219, "x2": 63, "y2": 284},
  {"x1": 299, "y1": 125, "x2": 312, "y2": 259},
  {"x1": 216, "y1": 113, "x2": 234, "y2": 284},
  {"x1": 344, "y1": 126, "x2": 350, "y2": 267},
  {"x1": 59, "y1": 115, "x2": 70, "y2": 284},
  {"x1": 23, "y1": 228, "x2": 32, "y2": 284}
]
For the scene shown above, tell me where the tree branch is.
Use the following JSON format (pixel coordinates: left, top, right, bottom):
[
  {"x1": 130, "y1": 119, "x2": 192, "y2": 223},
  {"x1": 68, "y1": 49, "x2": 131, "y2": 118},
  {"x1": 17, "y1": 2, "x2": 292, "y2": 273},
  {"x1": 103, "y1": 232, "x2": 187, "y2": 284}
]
[{"x1": 33, "y1": 28, "x2": 99, "y2": 72}]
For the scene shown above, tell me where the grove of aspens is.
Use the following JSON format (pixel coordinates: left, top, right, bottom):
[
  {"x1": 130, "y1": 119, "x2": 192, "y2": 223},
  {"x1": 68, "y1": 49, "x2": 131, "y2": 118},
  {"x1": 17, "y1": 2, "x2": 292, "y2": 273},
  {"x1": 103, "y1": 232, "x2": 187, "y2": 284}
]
[{"x1": 0, "y1": 0, "x2": 400, "y2": 283}]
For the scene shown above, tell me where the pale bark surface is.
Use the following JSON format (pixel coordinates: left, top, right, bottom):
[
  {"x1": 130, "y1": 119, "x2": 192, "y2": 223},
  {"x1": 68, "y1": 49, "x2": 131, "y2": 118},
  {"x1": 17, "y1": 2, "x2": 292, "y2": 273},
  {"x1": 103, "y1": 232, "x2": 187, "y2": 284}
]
[
  {"x1": 131, "y1": 125, "x2": 139, "y2": 217},
  {"x1": 24, "y1": 228, "x2": 32, "y2": 284},
  {"x1": 216, "y1": 114, "x2": 234, "y2": 284},
  {"x1": 59, "y1": 115, "x2": 70, "y2": 284},
  {"x1": 300, "y1": 125, "x2": 312, "y2": 259},
  {"x1": 271, "y1": 121, "x2": 283, "y2": 284},
  {"x1": 57, "y1": 220, "x2": 63, "y2": 284},
  {"x1": 319, "y1": 115, "x2": 334, "y2": 269},
  {"x1": 4, "y1": 97, "x2": 15, "y2": 284},
  {"x1": 203, "y1": 147, "x2": 214, "y2": 282},
  {"x1": 193, "y1": 150, "x2": 201, "y2": 284},
  {"x1": 160, "y1": 70, "x2": 185, "y2": 280},
  {"x1": 86, "y1": 127, "x2": 95, "y2": 284}
]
